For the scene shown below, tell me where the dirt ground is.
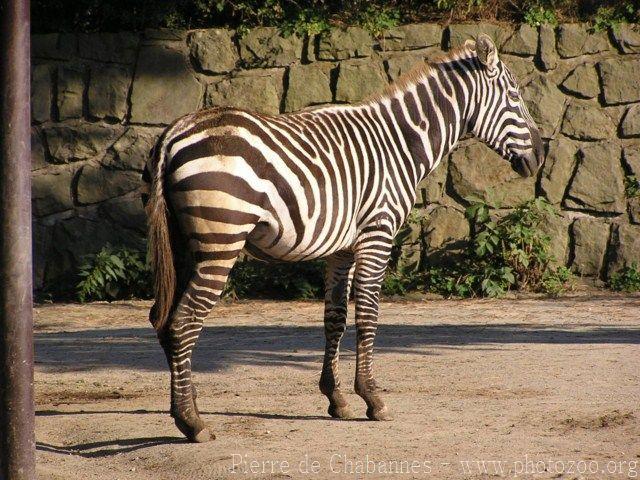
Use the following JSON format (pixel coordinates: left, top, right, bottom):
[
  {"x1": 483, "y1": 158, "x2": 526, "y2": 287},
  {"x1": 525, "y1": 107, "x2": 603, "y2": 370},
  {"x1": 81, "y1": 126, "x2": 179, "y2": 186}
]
[{"x1": 34, "y1": 294, "x2": 640, "y2": 479}]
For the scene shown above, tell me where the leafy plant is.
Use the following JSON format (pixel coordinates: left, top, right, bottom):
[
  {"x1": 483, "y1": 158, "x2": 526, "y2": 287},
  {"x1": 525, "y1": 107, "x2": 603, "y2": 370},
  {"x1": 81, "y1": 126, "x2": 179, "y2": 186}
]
[
  {"x1": 281, "y1": 7, "x2": 330, "y2": 37},
  {"x1": 523, "y1": 5, "x2": 558, "y2": 26},
  {"x1": 609, "y1": 262, "x2": 640, "y2": 292},
  {"x1": 436, "y1": 0, "x2": 485, "y2": 12},
  {"x1": 541, "y1": 266, "x2": 572, "y2": 297},
  {"x1": 225, "y1": 258, "x2": 325, "y2": 299},
  {"x1": 384, "y1": 197, "x2": 573, "y2": 298},
  {"x1": 77, "y1": 244, "x2": 152, "y2": 302},
  {"x1": 593, "y1": 3, "x2": 638, "y2": 33},
  {"x1": 624, "y1": 174, "x2": 640, "y2": 198},
  {"x1": 357, "y1": 5, "x2": 400, "y2": 39}
]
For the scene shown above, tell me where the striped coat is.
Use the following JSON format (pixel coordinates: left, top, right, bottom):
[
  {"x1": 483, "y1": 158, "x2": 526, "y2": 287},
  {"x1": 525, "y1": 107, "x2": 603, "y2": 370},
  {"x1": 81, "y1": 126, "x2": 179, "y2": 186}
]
[{"x1": 144, "y1": 34, "x2": 544, "y2": 442}]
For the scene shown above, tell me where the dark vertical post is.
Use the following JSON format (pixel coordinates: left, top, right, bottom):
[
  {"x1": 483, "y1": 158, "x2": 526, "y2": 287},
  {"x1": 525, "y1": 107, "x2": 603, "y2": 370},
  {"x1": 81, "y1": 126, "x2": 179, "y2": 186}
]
[{"x1": 0, "y1": 0, "x2": 36, "y2": 479}]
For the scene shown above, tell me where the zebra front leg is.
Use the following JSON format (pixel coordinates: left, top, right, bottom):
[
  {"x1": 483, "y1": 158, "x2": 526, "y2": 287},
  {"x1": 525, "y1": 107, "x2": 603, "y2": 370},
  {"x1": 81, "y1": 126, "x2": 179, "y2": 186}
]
[
  {"x1": 319, "y1": 251, "x2": 355, "y2": 419},
  {"x1": 352, "y1": 243, "x2": 393, "y2": 421}
]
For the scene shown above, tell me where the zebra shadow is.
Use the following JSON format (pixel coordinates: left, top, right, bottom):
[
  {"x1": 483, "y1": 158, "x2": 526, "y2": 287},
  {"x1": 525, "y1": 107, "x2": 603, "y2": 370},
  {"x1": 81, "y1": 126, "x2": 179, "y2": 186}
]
[{"x1": 35, "y1": 302, "x2": 640, "y2": 373}]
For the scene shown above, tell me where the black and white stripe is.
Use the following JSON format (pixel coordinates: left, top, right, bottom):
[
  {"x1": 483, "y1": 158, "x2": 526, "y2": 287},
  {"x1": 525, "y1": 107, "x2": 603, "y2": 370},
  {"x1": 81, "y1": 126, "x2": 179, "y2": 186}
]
[{"x1": 144, "y1": 34, "x2": 544, "y2": 442}]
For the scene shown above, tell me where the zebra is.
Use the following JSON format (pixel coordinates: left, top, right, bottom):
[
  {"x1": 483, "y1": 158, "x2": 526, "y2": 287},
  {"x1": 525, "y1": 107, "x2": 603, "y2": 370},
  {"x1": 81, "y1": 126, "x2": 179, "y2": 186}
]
[{"x1": 143, "y1": 34, "x2": 544, "y2": 442}]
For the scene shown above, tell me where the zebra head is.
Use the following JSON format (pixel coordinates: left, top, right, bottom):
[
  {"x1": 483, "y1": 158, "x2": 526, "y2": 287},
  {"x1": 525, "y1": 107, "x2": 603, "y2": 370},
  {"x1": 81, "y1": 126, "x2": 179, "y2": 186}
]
[{"x1": 468, "y1": 34, "x2": 545, "y2": 177}]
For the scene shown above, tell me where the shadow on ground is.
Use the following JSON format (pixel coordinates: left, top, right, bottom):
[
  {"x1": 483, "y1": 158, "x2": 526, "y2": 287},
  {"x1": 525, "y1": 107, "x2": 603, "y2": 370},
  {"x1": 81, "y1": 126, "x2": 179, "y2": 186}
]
[
  {"x1": 37, "y1": 436, "x2": 185, "y2": 458},
  {"x1": 36, "y1": 319, "x2": 640, "y2": 373}
]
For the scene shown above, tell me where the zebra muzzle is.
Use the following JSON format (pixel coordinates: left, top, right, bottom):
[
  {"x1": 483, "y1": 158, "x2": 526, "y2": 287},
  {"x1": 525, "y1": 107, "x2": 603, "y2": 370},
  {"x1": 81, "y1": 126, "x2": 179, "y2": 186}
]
[{"x1": 511, "y1": 151, "x2": 541, "y2": 178}]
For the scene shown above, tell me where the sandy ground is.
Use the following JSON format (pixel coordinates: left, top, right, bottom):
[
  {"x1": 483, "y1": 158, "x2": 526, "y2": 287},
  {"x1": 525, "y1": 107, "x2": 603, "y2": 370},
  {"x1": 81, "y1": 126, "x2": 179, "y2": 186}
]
[{"x1": 33, "y1": 295, "x2": 640, "y2": 479}]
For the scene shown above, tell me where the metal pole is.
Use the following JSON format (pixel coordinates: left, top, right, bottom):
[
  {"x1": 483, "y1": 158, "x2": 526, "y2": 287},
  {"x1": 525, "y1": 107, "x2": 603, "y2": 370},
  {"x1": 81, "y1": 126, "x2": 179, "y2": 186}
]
[{"x1": 0, "y1": 0, "x2": 36, "y2": 478}]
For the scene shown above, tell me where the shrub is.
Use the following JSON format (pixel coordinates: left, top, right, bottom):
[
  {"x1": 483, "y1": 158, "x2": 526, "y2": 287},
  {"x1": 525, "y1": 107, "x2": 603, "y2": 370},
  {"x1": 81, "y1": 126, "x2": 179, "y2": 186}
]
[
  {"x1": 31, "y1": 0, "x2": 639, "y2": 34},
  {"x1": 281, "y1": 7, "x2": 331, "y2": 37},
  {"x1": 593, "y1": 2, "x2": 638, "y2": 32},
  {"x1": 384, "y1": 197, "x2": 573, "y2": 298},
  {"x1": 358, "y1": 5, "x2": 400, "y2": 38},
  {"x1": 624, "y1": 175, "x2": 640, "y2": 198},
  {"x1": 76, "y1": 244, "x2": 325, "y2": 302},
  {"x1": 523, "y1": 5, "x2": 558, "y2": 26},
  {"x1": 75, "y1": 199, "x2": 575, "y2": 302},
  {"x1": 609, "y1": 263, "x2": 640, "y2": 293},
  {"x1": 77, "y1": 244, "x2": 152, "y2": 302},
  {"x1": 225, "y1": 258, "x2": 325, "y2": 299}
]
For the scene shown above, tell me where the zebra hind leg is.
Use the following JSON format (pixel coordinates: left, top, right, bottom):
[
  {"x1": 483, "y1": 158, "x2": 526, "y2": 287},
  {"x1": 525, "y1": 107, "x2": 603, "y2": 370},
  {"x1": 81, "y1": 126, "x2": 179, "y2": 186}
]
[
  {"x1": 157, "y1": 251, "x2": 242, "y2": 442},
  {"x1": 319, "y1": 251, "x2": 355, "y2": 419}
]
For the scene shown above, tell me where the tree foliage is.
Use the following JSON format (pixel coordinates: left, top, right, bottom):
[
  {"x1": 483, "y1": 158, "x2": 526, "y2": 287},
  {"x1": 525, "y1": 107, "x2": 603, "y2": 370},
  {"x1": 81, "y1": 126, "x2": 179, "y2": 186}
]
[{"x1": 32, "y1": 0, "x2": 638, "y2": 34}]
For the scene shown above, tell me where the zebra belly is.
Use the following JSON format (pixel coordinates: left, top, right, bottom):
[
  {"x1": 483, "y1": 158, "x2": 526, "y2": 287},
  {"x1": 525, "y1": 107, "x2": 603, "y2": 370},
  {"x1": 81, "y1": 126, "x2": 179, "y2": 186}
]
[{"x1": 246, "y1": 220, "x2": 358, "y2": 262}]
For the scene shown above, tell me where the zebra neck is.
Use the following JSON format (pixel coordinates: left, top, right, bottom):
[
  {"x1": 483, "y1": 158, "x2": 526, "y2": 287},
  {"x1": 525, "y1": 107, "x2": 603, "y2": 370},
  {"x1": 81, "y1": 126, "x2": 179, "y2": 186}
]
[{"x1": 374, "y1": 65, "x2": 474, "y2": 188}]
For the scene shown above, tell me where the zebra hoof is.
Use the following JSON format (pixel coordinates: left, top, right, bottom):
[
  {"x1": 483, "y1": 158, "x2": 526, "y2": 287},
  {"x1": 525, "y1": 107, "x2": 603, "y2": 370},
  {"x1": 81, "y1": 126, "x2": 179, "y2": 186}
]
[
  {"x1": 366, "y1": 406, "x2": 393, "y2": 421},
  {"x1": 328, "y1": 404, "x2": 354, "y2": 419},
  {"x1": 174, "y1": 416, "x2": 216, "y2": 442},
  {"x1": 192, "y1": 426, "x2": 215, "y2": 443}
]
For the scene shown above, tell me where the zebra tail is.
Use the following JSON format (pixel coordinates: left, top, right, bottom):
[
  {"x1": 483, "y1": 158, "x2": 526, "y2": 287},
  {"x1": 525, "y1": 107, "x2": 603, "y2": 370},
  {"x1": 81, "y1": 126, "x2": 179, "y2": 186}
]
[{"x1": 146, "y1": 139, "x2": 176, "y2": 334}]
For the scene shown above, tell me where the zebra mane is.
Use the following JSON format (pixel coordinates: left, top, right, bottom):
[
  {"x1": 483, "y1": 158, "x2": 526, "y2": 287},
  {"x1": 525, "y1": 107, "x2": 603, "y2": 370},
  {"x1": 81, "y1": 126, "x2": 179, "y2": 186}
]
[{"x1": 371, "y1": 41, "x2": 477, "y2": 103}]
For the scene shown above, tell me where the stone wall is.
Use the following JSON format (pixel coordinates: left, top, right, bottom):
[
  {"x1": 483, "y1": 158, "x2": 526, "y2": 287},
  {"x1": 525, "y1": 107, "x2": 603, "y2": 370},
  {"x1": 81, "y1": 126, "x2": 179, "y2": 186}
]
[{"x1": 30, "y1": 23, "x2": 640, "y2": 290}]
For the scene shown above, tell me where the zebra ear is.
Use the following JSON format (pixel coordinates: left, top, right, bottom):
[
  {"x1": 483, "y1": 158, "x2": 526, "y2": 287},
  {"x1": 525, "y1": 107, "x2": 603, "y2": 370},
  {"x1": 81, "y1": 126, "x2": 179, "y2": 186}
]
[{"x1": 476, "y1": 34, "x2": 499, "y2": 70}]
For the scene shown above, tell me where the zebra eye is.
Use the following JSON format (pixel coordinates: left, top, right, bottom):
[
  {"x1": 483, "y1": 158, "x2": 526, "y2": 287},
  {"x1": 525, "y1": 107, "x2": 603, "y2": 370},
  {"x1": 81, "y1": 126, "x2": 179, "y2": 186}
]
[{"x1": 508, "y1": 90, "x2": 520, "y2": 101}]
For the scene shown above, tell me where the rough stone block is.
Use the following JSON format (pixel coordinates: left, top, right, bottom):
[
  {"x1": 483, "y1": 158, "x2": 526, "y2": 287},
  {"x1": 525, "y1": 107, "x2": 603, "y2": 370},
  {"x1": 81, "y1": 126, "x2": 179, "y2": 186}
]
[
  {"x1": 556, "y1": 23, "x2": 610, "y2": 58},
  {"x1": 612, "y1": 23, "x2": 640, "y2": 54},
  {"x1": 621, "y1": 104, "x2": 640, "y2": 138},
  {"x1": 382, "y1": 23, "x2": 441, "y2": 51},
  {"x1": 572, "y1": 217, "x2": 610, "y2": 276},
  {"x1": 32, "y1": 222, "x2": 52, "y2": 290},
  {"x1": 448, "y1": 23, "x2": 513, "y2": 50},
  {"x1": 31, "y1": 127, "x2": 48, "y2": 171},
  {"x1": 423, "y1": 205, "x2": 469, "y2": 251},
  {"x1": 629, "y1": 197, "x2": 640, "y2": 224},
  {"x1": 57, "y1": 64, "x2": 85, "y2": 120},
  {"x1": 565, "y1": 142, "x2": 625, "y2": 213},
  {"x1": 46, "y1": 216, "x2": 144, "y2": 287},
  {"x1": 102, "y1": 127, "x2": 163, "y2": 172},
  {"x1": 107, "y1": 193, "x2": 147, "y2": 226},
  {"x1": 501, "y1": 24, "x2": 538, "y2": 56},
  {"x1": 240, "y1": 27, "x2": 302, "y2": 67},
  {"x1": 99, "y1": 193, "x2": 147, "y2": 233},
  {"x1": 522, "y1": 75, "x2": 566, "y2": 137},
  {"x1": 606, "y1": 223, "x2": 640, "y2": 277},
  {"x1": 317, "y1": 27, "x2": 373, "y2": 60},
  {"x1": 31, "y1": 64, "x2": 53, "y2": 123},
  {"x1": 623, "y1": 144, "x2": 640, "y2": 177},
  {"x1": 385, "y1": 52, "x2": 426, "y2": 81},
  {"x1": 285, "y1": 63, "x2": 333, "y2": 112},
  {"x1": 130, "y1": 44, "x2": 202, "y2": 124},
  {"x1": 539, "y1": 137, "x2": 578, "y2": 205},
  {"x1": 144, "y1": 29, "x2": 188, "y2": 41},
  {"x1": 45, "y1": 123, "x2": 125, "y2": 163},
  {"x1": 538, "y1": 25, "x2": 558, "y2": 71},
  {"x1": 561, "y1": 103, "x2": 615, "y2": 141},
  {"x1": 78, "y1": 32, "x2": 139, "y2": 64},
  {"x1": 205, "y1": 69, "x2": 284, "y2": 115},
  {"x1": 76, "y1": 163, "x2": 141, "y2": 205},
  {"x1": 599, "y1": 58, "x2": 640, "y2": 105},
  {"x1": 32, "y1": 33, "x2": 77, "y2": 60},
  {"x1": 560, "y1": 63, "x2": 600, "y2": 99},
  {"x1": 88, "y1": 64, "x2": 132, "y2": 120},
  {"x1": 449, "y1": 142, "x2": 536, "y2": 207},
  {"x1": 418, "y1": 156, "x2": 448, "y2": 205},
  {"x1": 31, "y1": 166, "x2": 75, "y2": 216},
  {"x1": 501, "y1": 54, "x2": 536, "y2": 80},
  {"x1": 335, "y1": 60, "x2": 387, "y2": 103},
  {"x1": 540, "y1": 211, "x2": 571, "y2": 266},
  {"x1": 189, "y1": 29, "x2": 239, "y2": 73}
]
